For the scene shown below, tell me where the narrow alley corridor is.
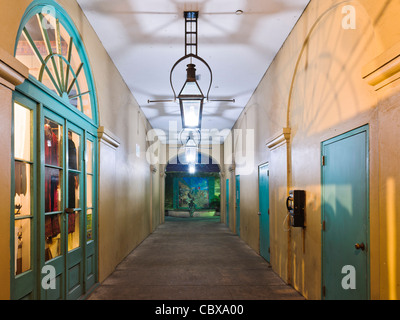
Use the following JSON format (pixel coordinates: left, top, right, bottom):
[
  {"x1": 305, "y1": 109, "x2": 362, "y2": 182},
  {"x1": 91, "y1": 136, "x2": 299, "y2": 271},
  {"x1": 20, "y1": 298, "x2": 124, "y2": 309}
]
[{"x1": 87, "y1": 217, "x2": 304, "y2": 300}]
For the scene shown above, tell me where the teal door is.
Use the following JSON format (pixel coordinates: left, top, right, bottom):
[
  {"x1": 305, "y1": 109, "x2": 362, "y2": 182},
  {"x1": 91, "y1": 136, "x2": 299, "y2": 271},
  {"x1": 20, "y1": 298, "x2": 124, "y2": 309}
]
[
  {"x1": 226, "y1": 179, "x2": 229, "y2": 227},
  {"x1": 12, "y1": 3, "x2": 99, "y2": 300},
  {"x1": 321, "y1": 125, "x2": 369, "y2": 300},
  {"x1": 41, "y1": 109, "x2": 85, "y2": 300},
  {"x1": 235, "y1": 175, "x2": 240, "y2": 236},
  {"x1": 259, "y1": 164, "x2": 270, "y2": 262},
  {"x1": 12, "y1": 91, "x2": 98, "y2": 300}
]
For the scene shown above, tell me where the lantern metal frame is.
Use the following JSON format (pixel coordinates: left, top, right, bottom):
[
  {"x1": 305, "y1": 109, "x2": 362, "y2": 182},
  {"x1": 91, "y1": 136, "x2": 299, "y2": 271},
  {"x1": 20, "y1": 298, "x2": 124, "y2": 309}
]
[{"x1": 147, "y1": 11, "x2": 235, "y2": 132}]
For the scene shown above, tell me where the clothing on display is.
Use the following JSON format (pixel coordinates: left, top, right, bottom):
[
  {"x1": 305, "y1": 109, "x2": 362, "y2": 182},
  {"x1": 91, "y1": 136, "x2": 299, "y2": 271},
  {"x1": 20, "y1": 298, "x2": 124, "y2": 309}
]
[
  {"x1": 44, "y1": 122, "x2": 60, "y2": 213},
  {"x1": 15, "y1": 162, "x2": 27, "y2": 196}
]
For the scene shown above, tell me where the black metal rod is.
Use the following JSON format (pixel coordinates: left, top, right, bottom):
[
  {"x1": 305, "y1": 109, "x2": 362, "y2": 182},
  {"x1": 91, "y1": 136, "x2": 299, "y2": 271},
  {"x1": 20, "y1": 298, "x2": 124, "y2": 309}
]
[{"x1": 147, "y1": 99, "x2": 176, "y2": 103}]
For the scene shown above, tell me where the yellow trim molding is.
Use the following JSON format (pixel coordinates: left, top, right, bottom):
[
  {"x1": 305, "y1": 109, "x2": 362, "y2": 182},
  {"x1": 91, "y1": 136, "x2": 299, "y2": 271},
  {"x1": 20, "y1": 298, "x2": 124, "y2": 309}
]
[
  {"x1": 0, "y1": 47, "x2": 28, "y2": 90},
  {"x1": 362, "y1": 42, "x2": 400, "y2": 91},
  {"x1": 266, "y1": 128, "x2": 291, "y2": 150},
  {"x1": 98, "y1": 126, "x2": 121, "y2": 149}
]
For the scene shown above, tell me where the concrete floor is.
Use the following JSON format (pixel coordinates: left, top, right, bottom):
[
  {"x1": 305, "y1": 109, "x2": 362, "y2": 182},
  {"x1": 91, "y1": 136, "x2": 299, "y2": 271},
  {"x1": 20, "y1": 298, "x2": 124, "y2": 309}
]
[{"x1": 87, "y1": 216, "x2": 305, "y2": 300}]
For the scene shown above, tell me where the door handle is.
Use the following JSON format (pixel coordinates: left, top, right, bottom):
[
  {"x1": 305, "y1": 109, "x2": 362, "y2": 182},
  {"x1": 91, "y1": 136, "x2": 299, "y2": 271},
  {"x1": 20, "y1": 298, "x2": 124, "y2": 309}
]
[
  {"x1": 355, "y1": 243, "x2": 365, "y2": 251},
  {"x1": 257, "y1": 212, "x2": 262, "y2": 216}
]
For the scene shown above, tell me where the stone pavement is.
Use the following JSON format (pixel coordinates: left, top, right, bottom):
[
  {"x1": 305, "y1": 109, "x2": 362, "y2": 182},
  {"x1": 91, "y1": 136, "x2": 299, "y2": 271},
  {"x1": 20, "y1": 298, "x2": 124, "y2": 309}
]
[{"x1": 87, "y1": 216, "x2": 305, "y2": 300}]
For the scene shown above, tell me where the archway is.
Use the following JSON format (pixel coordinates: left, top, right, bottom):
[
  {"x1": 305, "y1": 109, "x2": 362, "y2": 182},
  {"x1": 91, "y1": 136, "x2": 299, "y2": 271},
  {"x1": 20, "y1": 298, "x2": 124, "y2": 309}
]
[
  {"x1": 11, "y1": 0, "x2": 99, "y2": 300},
  {"x1": 164, "y1": 152, "x2": 221, "y2": 219}
]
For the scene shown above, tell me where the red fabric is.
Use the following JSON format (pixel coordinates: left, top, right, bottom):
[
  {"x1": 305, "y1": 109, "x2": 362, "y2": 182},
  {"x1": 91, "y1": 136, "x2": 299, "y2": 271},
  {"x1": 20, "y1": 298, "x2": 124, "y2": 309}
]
[
  {"x1": 45, "y1": 215, "x2": 60, "y2": 238},
  {"x1": 45, "y1": 125, "x2": 59, "y2": 166},
  {"x1": 44, "y1": 126, "x2": 59, "y2": 213},
  {"x1": 68, "y1": 212, "x2": 76, "y2": 234}
]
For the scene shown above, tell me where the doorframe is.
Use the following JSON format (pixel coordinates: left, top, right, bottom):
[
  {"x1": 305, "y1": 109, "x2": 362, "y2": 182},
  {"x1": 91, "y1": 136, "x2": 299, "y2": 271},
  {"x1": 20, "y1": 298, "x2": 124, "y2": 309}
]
[
  {"x1": 225, "y1": 179, "x2": 229, "y2": 227},
  {"x1": 235, "y1": 175, "x2": 240, "y2": 236},
  {"x1": 258, "y1": 162, "x2": 270, "y2": 262},
  {"x1": 11, "y1": 83, "x2": 99, "y2": 299},
  {"x1": 320, "y1": 124, "x2": 370, "y2": 300},
  {"x1": 10, "y1": 93, "x2": 39, "y2": 300}
]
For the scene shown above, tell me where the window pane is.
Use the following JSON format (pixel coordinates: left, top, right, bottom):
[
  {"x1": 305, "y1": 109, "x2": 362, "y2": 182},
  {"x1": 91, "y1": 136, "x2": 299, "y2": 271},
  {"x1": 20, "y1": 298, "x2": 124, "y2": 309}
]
[
  {"x1": 45, "y1": 168, "x2": 62, "y2": 213},
  {"x1": 68, "y1": 172, "x2": 80, "y2": 209},
  {"x1": 15, "y1": 14, "x2": 44, "y2": 80},
  {"x1": 68, "y1": 211, "x2": 80, "y2": 251},
  {"x1": 86, "y1": 209, "x2": 93, "y2": 242},
  {"x1": 16, "y1": 12, "x2": 94, "y2": 119},
  {"x1": 68, "y1": 84, "x2": 80, "y2": 110},
  {"x1": 15, "y1": 219, "x2": 31, "y2": 275},
  {"x1": 15, "y1": 35, "x2": 41, "y2": 80},
  {"x1": 86, "y1": 140, "x2": 93, "y2": 174},
  {"x1": 86, "y1": 175, "x2": 93, "y2": 208},
  {"x1": 44, "y1": 118, "x2": 62, "y2": 167},
  {"x1": 182, "y1": 101, "x2": 201, "y2": 127},
  {"x1": 69, "y1": 43, "x2": 82, "y2": 76},
  {"x1": 82, "y1": 94, "x2": 92, "y2": 119},
  {"x1": 76, "y1": 67, "x2": 91, "y2": 117},
  {"x1": 68, "y1": 130, "x2": 80, "y2": 170},
  {"x1": 14, "y1": 103, "x2": 31, "y2": 161},
  {"x1": 45, "y1": 214, "x2": 61, "y2": 261},
  {"x1": 14, "y1": 162, "x2": 31, "y2": 217}
]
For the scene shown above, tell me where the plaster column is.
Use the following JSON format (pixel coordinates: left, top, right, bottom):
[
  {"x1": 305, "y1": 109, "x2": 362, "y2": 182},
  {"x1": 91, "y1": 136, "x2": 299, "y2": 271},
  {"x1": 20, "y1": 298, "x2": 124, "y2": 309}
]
[{"x1": 0, "y1": 46, "x2": 28, "y2": 299}]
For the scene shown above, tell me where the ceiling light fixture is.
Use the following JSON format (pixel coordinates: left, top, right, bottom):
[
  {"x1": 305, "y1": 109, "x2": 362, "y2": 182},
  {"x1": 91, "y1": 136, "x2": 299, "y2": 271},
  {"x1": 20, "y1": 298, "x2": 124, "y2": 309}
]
[
  {"x1": 185, "y1": 131, "x2": 198, "y2": 164},
  {"x1": 188, "y1": 163, "x2": 196, "y2": 174},
  {"x1": 148, "y1": 11, "x2": 235, "y2": 132}
]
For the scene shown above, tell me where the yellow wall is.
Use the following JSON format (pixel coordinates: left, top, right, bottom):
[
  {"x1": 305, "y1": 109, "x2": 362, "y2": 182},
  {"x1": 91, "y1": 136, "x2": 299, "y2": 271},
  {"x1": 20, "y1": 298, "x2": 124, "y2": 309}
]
[
  {"x1": 2, "y1": 0, "x2": 400, "y2": 301},
  {"x1": 0, "y1": 0, "x2": 162, "y2": 295},
  {"x1": 0, "y1": 84, "x2": 12, "y2": 300},
  {"x1": 225, "y1": 0, "x2": 400, "y2": 300},
  {"x1": 0, "y1": 44, "x2": 29, "y2": 300}
]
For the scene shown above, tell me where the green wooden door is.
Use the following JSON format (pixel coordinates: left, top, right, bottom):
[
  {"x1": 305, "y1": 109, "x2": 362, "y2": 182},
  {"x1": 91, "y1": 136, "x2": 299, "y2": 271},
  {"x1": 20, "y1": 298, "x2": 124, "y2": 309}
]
[
  {"x1": 259, "y1": 164, "x2": 270, "y2": 262},
  {"x1": 235, "y1": 175, "x2": 240, "y2": 236},
  {"x1": 226, "y1": 179, "x2": 229, "y2": 227},
  {"x1": 11, "y1": 93, "x2": 38, "y2": 300},
  {"x1": 12, "y1": 90, "x2": 98, "y2": 300},
  {"x1": 321, "y1": 125, "x2": 369, "y2": 300},
  {"x1": 40, "y1": 109, "x2": 85, "y2": 300},
  {"x1": 12, "y1": 1, "x2": 99, "y2": 300}
]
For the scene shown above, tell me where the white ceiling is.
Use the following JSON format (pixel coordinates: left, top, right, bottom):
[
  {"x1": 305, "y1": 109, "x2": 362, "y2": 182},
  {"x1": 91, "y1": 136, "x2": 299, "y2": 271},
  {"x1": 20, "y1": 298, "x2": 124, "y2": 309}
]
[{"x1": 77, "y1": 0, "x2": 310, "y2": 143}]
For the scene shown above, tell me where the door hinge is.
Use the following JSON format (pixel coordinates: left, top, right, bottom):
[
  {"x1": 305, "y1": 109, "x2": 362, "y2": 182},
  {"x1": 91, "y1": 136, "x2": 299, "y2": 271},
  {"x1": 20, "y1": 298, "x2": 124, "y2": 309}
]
[
  {"x1": 267, "y1": 170, "x2": 269, "y2": 176},
  {"x1": 322, "y1": 286, "x2": 326, "y2": 297},
  {"x1": 322, "y1": 156, "x2": 326, "y2": 166},
  {"x1": 268, "y1": 209, "x2": 270, "y2": 215},
  {"x1": 268, "y1": 247, "x2": 270, "y2": 253},
  {"x1": 322, "y1": 220, "x2": 326, "y2": 231}
]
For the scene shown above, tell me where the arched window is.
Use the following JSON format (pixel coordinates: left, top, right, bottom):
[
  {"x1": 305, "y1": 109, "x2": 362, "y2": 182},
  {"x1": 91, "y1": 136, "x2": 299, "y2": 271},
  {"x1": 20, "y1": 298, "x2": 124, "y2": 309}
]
[
  {"x1": 11, "y1": 1, "x2": 98, "y2": 300},
  {"x1": 15, "y1": 4, "x2": 96, "y2": 120}
]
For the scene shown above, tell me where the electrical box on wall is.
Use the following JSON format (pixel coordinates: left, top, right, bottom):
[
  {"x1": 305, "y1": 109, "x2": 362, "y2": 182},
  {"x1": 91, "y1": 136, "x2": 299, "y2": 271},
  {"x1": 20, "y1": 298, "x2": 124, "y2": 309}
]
[{"x1": 286, "y1": 190, "x2": 305, "y2": 228}]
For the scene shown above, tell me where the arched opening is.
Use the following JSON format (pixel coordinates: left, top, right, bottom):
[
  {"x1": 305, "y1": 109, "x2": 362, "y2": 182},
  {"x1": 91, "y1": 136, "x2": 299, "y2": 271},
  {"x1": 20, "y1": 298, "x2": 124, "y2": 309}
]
[
  {"x1": 164, "y1": 152, "x2": 221, "y2": 219},
  {"x1": 11, "y1": 1, "x2": 98, "y2": 300}
]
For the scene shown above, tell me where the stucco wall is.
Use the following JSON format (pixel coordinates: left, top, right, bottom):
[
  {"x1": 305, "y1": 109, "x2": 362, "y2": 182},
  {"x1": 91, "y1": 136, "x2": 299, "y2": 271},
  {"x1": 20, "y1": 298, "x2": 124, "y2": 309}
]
[
  {"x1": 224, "y1": 0, "x2": 400, "y2": 300},
  {"x1": 0, "y1": 0, "x2": 161, "y2": 291}
]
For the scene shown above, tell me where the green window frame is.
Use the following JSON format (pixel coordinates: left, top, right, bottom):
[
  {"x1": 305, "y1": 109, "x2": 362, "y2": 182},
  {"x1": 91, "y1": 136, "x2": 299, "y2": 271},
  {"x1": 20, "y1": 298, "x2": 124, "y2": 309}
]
[
  {"x1": 14, "y1": 0, "x2": 98, "y2": 127},
  {"x1": 11, "y1": 0, "x2": 98, "y2": 300}
]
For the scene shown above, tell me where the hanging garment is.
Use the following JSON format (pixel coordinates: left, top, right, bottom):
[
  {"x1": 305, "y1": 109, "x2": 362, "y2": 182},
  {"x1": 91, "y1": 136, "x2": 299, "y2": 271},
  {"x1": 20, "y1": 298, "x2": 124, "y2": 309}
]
[
  {"x1": 68, "y1": 212, "x2": 76, "y2": 234},
  {"x1": 45, "y1": 169, "x2": 59, "y2": 213},
  {"x1": 45, "y1": 125, "x2": 59, "y2": 166},
  {"x1": 44, "y1": 125, "x2": 59, "y2": 213},
  {"x1": 15, "y1": 162, "x2": 27, "y2": 196},
  {"x1": 45, "y1": 215, "x2": 61, "y2": 239},
  {"x1": 68, "y1": 136, "x2": 77, "y2": 169},
  {"x1": 68, "y1": 137, "x2": 78, "y2": 209}
]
